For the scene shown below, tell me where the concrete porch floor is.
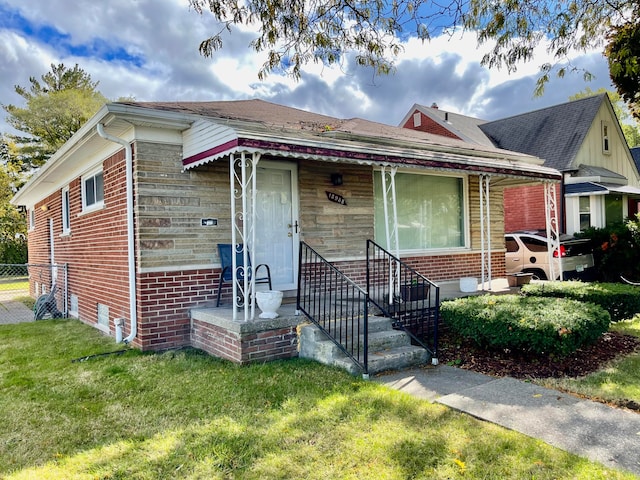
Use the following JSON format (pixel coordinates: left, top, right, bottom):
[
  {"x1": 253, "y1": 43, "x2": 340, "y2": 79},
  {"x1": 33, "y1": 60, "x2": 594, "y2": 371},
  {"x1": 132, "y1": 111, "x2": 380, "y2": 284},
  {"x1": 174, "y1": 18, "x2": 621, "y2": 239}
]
[{"x1": 190, "y1": 277, "x2": 519, "y2": 326}]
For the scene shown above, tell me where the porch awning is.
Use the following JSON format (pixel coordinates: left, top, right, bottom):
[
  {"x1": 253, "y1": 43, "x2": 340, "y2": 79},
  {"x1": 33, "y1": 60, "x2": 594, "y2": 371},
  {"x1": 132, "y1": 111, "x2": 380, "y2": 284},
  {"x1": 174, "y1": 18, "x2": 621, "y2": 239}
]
[{"x1": 565, "y1": 182, "x2": 640, "y2": 197}]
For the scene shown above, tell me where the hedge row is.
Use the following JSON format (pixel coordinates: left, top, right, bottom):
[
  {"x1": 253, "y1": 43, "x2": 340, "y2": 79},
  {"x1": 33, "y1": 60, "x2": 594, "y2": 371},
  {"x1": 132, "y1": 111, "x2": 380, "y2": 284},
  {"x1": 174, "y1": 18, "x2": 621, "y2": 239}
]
[
  {"x1": 521, "y1": 281, "x2": 640, "y2": 322},
  {"x1": 440, "y1": 294, "x2": 610, "y2": 356}
]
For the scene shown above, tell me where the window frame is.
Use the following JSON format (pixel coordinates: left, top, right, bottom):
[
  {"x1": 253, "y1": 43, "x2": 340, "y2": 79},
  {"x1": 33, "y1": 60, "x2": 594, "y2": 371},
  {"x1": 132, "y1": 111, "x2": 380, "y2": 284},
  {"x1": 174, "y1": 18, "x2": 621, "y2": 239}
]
[
  {"x1": 81, "y1": 167, "x2": 105, "y2": 213},
  {"x1": 61, "y1": 186, "x2": 71, "y2": 234},
  {"x1": 28, "y1": 208, "x2": 35, "y2": 231},
  {"x1": 602, "y1": 121, "x2": 611, "y2": 154},
  {"x1": 373, "y1": 169, "x2": 469, "y2": 253}
]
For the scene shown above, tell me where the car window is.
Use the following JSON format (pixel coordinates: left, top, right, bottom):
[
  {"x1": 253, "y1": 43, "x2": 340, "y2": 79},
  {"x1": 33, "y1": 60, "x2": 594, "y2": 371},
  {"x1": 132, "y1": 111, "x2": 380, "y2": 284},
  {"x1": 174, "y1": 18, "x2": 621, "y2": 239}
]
[
  {"x1": 521, "y1": 236, "x2": 548, "y2": 252},
  {"x1": 505, "y1": 236, "x2": 519, "y2": 253}
]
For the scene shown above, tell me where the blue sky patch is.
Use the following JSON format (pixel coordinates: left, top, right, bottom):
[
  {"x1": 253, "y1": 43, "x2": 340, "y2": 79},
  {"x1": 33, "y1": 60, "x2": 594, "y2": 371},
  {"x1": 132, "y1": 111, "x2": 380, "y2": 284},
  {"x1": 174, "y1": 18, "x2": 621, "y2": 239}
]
[{"x1": 0, "y1": 4, "x2": 145, "y2": 67}]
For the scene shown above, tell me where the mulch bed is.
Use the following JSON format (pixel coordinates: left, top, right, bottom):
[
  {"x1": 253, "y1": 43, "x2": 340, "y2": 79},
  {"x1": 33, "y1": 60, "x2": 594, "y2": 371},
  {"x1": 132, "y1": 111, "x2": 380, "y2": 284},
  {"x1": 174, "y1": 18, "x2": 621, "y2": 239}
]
[
  {"x1": 437, "y1": 330, "x2": 640, "y2": 411},
  {"x1": 437, "y1": 330, "x2": 640, "y2": 380}
]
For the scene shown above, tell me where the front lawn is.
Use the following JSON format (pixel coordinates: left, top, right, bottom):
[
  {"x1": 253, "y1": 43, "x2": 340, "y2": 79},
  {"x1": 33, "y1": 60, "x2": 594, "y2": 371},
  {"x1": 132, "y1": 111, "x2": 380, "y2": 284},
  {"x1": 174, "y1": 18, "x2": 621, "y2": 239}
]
[
  {"x1": 538, "y1": 317, "x2": 640, "y2": 408},
  {"x1": 0, "y1": 319, "x2": 635, "y2": 479}
]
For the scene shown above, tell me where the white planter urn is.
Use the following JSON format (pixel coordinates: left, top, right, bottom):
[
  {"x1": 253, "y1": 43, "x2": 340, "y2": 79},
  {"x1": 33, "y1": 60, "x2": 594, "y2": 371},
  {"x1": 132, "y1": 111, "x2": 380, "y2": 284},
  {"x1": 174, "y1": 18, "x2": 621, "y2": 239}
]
[{"x1": 255, "y1": 290, "x2": 283, "y2": 319}]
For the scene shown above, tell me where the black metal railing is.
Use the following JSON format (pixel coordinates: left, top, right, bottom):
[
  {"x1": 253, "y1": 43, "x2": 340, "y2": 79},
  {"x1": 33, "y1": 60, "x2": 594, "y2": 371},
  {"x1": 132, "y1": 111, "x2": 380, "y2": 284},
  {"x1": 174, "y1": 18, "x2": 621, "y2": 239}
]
[
  {"x1": 297, "y1": 242, "x2": 369, "y2": 375},
  {"x1": 366, "y1": 240, "x2": 439, "y2": 358}
]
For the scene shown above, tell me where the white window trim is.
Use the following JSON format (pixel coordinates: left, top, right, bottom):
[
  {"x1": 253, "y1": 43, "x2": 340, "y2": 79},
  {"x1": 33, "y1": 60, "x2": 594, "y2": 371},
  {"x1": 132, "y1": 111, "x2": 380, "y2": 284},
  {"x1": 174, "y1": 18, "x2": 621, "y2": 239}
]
[
  {"x1": 373, "y1": 169, "x2": 470, "y2": 253},
  {"x1": 81, "y1": 167, "x2": 105, "y2": 213},
  {"x1": 28, "y1": 208, "x2": 35, "y2": 231},
  {"x1": 61, "y1": 186, "x2": 71, "y2": 235},
  {"x1": 602, "y1": 120, "x2": 611, "y2": 155}
]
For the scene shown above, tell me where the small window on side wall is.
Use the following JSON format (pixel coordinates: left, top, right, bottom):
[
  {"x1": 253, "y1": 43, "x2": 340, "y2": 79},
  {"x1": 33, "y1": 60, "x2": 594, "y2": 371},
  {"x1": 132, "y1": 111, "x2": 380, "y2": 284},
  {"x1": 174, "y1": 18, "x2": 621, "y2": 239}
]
[
  {"x1": 61, "y1": 187, "x2": 71, "y2": 234},
  {"x1": 602, "y1": 121, "x2": 611, "y2": 154},
  {"x1": 82, "y1": 169, "x2": 104, "y2": 212},
  {"x1": 28, "y1": 209, "x2": 35, "y2": 231}
]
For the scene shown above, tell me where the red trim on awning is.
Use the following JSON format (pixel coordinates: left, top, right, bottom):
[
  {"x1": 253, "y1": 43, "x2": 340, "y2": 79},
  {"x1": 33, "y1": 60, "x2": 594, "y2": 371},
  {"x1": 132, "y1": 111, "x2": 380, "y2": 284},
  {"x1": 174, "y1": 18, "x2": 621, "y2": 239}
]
[{"x1": 182, "y1": 139, "x2": 239, "y2": 167}]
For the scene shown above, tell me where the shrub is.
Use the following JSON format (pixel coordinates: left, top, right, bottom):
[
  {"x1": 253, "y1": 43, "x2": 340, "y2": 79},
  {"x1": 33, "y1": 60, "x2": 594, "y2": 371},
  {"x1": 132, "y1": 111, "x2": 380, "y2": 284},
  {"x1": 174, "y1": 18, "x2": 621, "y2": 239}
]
[
  {"x1": 440, "y1": 294, "x2": 610, "y2": 356},
  {"x1": 576, "y1": 218, "x2": 640, "y2": 282},
  {"x1": 522, "y1": 281, "x2": 640, "y2": 322}
]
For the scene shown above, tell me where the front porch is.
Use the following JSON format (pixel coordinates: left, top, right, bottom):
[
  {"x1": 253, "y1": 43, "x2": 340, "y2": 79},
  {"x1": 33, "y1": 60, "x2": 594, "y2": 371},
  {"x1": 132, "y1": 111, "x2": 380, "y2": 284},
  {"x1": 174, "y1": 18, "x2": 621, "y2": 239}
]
[{"x1": 189, "y1": 277, "x2": 517, "y2": 370}]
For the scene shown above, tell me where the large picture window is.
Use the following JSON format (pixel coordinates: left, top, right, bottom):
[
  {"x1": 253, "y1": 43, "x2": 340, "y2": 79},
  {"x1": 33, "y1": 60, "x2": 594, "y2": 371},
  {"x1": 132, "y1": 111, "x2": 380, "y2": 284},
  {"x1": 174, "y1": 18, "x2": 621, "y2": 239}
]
[{"x1": 374, "y1": 171, "x2": 466, "y2": 251}]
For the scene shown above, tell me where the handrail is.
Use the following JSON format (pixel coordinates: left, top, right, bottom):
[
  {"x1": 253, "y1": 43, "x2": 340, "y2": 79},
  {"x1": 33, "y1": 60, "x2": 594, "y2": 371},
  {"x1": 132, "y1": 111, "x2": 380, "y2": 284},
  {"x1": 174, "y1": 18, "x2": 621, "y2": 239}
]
[
  {"x1": 297, "y1": 242, "x2": 369, "y2": 376},
  {"x1": 366, "y1": 240, "x2": 439, "y2": 359}
]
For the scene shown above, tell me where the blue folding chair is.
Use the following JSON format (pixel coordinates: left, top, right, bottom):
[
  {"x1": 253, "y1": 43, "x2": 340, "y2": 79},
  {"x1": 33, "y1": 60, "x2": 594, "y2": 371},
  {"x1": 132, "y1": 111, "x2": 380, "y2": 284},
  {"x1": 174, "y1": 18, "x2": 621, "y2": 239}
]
[{"x1": 216, "y1": 243, "x2": 272, "y2": 306}]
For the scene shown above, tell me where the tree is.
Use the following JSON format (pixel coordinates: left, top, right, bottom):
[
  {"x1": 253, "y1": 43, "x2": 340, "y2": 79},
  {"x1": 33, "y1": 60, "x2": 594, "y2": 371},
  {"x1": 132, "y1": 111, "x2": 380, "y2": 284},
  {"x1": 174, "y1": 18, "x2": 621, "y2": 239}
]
[
  {"x1": 570, "y1": 88, "x2": 640, "y2": 148},
  {"x1": 2, "y1": 64, "x2": 108, "y2": 170},
  {"x1": 189, "y1": 0, "x2": 639, "y2": 113},
  {"x1": 0, "y1": 142, "x2": 27, "y2": 264},
  {"x1": 607, "y1": 21, "x2": 640, "y2": 119}
]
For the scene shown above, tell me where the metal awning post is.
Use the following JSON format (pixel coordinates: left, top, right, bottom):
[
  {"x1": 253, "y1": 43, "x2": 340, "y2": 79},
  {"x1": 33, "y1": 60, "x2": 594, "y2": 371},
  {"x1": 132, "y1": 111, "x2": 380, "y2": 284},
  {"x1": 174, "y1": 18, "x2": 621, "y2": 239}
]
[
  {"x1": 479, "y1": 175, "x2": 492, "y2": 290},
  {"x1": 229, "y1": 151, "x2": 261, "y2": 321},
  {"x1": 544, "y1": 182, "x2": 562, "y2": 280},
  {"x1": 380, "y1": 166, "x2": 400, "y2": 304}
]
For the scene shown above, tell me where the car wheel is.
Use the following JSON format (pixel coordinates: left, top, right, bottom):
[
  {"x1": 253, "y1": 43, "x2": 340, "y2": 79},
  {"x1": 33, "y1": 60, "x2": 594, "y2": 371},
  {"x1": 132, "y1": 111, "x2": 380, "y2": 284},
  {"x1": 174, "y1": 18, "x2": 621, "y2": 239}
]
[{"x1": 524, "y1": 269, "x2": 547, "y2": 280}]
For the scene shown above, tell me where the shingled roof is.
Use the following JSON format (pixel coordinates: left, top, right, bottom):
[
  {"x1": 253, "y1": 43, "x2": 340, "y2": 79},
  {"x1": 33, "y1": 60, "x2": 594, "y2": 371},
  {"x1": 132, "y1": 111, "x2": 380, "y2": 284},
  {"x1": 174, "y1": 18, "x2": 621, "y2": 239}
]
[{"x1": 478, "y1": 94, "x2": 607, "y2": 171}]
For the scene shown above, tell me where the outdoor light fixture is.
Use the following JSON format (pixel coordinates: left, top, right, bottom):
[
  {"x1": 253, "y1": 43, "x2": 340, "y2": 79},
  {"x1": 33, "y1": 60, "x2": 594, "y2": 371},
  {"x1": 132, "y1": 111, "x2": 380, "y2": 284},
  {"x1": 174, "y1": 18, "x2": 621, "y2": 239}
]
[
  {"x1": 330, "y1": 173, "x2": 343, "y2": 186},
  {"x1": 41, "y1": 204, "x2": 48, "y2": 212}
]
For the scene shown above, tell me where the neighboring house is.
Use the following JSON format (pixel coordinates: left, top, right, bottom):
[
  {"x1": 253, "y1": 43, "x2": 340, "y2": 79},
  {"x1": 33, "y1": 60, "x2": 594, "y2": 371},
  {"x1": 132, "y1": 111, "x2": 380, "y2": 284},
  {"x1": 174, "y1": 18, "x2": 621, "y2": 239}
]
[
  {"x1": 12, "y1": 99, "x2": 559, "y2": 363},
  {"x1": 401, "y1": 94, "x2": 640, "y2": 235}
]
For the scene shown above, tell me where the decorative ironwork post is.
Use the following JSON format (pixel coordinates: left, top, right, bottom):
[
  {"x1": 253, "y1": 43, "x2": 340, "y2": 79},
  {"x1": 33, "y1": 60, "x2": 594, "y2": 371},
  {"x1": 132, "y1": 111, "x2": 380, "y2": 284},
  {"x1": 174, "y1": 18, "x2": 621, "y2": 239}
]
[
  {"x1": 479, "y1": 175, "x2": 492, "y2": 290},
  {"x1": 380, "y1": 166, "x2": 400, "y2": 304},
  {"x1": 544, "y1": 181, "x2": 562, "y2": 280},
  {"x1": 229, "y1": 151, "x2": 261, "y2": 320}
]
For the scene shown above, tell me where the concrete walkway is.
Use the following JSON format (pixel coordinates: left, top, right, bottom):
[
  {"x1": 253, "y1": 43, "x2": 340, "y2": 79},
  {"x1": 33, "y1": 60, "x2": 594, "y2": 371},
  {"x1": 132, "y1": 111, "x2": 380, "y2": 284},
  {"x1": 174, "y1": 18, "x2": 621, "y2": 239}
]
[
  {"x1": 376, "y1": 365, "x2": 640, "y2": 477},
  {"x1": 0, "y1": 292, "x2": 34, "y2": 324}
]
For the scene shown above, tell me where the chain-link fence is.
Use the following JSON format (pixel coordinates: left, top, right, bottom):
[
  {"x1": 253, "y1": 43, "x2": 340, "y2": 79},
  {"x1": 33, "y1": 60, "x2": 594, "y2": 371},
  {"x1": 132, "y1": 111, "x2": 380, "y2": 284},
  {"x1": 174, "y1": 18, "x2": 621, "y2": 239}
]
[{"x1": 0, "y1": 264, "x2": 67, "y2": 324}]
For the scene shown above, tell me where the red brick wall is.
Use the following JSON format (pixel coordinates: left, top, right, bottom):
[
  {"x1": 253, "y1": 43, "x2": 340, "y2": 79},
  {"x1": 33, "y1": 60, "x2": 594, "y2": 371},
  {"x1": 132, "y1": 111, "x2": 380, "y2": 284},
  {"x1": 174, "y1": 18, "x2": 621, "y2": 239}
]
[
  {"x1": 332, "y1": 251, "x2": 506, "y2": 283},
  {"x1": 401, "y1": 110, "x2": 462, "y2": 140},
  {"x1": 28, "y1": 150, "x2": 131, "y2": 335},
  {"x1": 191, "y1": 320, "x2": 298, "y2": 364},
  {"x1": 138, "y1": 268, "x2": 218, "y2": 350},
  {"x1": 503, "y1": 184, "x2": 561, "y2": 232}
]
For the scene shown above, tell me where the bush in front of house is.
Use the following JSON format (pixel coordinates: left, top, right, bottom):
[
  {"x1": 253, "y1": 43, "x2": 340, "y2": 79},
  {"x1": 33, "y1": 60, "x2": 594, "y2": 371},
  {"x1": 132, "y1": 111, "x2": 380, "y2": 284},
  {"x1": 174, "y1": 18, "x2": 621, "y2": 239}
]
[
  {"x1": 440, "y1": 294, "x2": 610, "y2": 356},
  {"x1": 522, "y1": 281, "x2": 640, "y2": 322}
]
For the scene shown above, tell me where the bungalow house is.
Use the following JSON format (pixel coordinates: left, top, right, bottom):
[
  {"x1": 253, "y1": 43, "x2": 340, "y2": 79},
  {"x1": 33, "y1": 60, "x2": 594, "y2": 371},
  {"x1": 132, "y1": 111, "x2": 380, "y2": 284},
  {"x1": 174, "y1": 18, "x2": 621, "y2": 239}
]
[
  {"x1": 401, "y1": 94, "x2": 640, "y2": 235},
  {"x1": 12, "y1": 99, "x2": 560, "y2": 369}
]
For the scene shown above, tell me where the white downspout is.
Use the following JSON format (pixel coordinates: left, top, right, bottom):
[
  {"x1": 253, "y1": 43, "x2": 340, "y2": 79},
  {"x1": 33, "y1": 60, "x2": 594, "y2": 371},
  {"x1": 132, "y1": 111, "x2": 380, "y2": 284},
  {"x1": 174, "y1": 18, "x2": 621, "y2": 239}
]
[{"x1": 96, "y1": 124, "x2": 137, "y2": 343}]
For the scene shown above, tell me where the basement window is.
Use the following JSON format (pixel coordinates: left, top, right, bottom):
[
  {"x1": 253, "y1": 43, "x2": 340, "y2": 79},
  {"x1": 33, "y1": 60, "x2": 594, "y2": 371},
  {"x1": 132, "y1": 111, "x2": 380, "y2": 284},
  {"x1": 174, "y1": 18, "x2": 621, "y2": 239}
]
[{"x1": 97, "y1": 303, "x2": 109, "y2": 332}]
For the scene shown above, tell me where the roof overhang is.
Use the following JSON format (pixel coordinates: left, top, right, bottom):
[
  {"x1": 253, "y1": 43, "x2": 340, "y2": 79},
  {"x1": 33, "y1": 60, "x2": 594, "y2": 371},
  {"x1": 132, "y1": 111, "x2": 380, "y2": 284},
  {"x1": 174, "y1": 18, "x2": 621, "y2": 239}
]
[
  {"x1": 11, "y1": 103, "x2": 194, "y2": 207},
  {"x1": 182, "y1": 122, "x2": 562, "y2": 185},
  {"x1": 565, "y1": 182, "x2": 640, "y2": 197}
]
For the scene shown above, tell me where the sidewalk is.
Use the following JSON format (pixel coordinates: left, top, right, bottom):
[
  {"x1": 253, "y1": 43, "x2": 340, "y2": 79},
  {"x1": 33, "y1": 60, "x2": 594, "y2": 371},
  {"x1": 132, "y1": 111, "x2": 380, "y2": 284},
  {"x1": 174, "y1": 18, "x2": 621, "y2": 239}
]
[
  {"x1": 0, "y1": 299, "x2": 34, "y2": 324},
  {"x1": 375, "y1": 365, "x2": 640, "y2": 476}
]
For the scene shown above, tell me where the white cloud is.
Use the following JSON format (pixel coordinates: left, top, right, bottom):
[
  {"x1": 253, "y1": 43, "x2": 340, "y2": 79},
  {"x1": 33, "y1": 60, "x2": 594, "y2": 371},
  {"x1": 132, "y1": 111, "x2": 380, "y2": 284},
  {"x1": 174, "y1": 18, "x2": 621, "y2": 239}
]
[{"x1": 0, "y1": 0, "x2": 616, "y2": 138}]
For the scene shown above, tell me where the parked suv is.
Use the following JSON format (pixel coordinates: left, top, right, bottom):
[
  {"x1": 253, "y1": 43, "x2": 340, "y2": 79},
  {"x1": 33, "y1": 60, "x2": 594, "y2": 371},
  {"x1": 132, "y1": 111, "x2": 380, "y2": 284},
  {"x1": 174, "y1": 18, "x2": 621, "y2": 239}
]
[{"x1": 505, "y1": 231, "x2": 595, "y2": 281}]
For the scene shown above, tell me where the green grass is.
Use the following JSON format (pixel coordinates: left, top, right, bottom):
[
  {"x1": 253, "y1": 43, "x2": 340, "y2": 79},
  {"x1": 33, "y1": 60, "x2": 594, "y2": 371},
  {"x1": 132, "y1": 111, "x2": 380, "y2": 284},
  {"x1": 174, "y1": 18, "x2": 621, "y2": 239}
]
[
  {"x1": 0, "y1": 279, "x2": 29, "y2": 291},
  {"x1": 0, "y1": 320, "x2": 637, "y2": 479},
  {"x1": 539, "y1": 316, "x2": 640, "y2": 405}
]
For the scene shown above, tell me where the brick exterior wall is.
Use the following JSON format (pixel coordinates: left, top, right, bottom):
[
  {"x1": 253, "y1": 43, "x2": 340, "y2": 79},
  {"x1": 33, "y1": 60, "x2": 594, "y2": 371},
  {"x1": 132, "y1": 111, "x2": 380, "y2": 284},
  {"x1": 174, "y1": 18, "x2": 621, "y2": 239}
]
[
  {"x1": 503, "y1": 184, "x2": 561, "y2": 232},
  {"x1": 26, "y1": 136, "x2": 509, "y2": 363},
  {"x1": 401, "y1": 110, "x2": 462, "y2": 140},
  {"x1": 191, "y1": 319, "x2": 299, "y2": 364},
  {"x1": 27, "y1": 149, "x2": 132, "y2": 340}
]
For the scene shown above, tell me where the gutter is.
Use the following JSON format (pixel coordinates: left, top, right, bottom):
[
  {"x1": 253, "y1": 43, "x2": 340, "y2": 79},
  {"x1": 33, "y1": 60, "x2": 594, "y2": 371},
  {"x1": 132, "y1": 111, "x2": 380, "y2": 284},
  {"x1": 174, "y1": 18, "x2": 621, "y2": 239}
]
[{"x1": 96, "y1": 124, "x2": 137, "y2": 344}]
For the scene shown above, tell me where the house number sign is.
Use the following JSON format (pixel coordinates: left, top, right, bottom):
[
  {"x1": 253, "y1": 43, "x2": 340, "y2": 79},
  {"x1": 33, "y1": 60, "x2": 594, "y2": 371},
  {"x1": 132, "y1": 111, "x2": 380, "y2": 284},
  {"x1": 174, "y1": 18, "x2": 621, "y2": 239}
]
[{"x1": 326, "y1": 191, "x2": 347, "y2": 205}]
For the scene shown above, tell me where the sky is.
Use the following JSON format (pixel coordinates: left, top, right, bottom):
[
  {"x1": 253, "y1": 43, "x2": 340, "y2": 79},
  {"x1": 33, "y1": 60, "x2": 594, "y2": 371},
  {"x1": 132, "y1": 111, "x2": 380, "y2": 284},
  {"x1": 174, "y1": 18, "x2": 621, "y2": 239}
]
[{"x1": 0, "y1": 0, "x2": 616, "y2": 137}]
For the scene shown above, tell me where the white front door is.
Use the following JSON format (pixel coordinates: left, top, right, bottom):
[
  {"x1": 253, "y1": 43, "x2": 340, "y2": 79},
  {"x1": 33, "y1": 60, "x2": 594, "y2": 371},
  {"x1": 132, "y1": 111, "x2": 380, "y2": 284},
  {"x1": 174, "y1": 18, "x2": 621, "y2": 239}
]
[{"x1": 255, "y1": 162, "x2": 299, "y2": 291}]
